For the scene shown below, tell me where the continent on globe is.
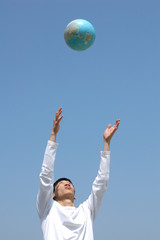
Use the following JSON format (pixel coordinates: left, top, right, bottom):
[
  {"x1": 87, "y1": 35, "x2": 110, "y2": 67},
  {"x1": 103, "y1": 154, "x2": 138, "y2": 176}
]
[
  {"x1": 64, "y1": 19, "x2": 96, "y2": 51},
  {"x1": 84, "y1": 33, "x2": 93, "y2": 44}
]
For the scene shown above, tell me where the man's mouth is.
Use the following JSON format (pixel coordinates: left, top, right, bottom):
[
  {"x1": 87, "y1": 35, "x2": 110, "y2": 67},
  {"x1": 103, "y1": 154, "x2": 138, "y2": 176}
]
[{"x1": 65, "y1": 184, "x2": 71, "y2": 189}]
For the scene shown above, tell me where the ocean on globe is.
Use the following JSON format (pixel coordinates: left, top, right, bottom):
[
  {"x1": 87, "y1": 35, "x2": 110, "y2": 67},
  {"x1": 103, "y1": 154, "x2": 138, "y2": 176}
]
[{"x1": 64, "y1": 19, "x2": 96, "y2": 51}]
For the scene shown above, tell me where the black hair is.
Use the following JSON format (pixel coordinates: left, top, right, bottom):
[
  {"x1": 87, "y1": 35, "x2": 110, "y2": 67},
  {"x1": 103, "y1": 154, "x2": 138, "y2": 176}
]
[{"x1": 53, "y1": 178, "x2": 73, "y2": 193}]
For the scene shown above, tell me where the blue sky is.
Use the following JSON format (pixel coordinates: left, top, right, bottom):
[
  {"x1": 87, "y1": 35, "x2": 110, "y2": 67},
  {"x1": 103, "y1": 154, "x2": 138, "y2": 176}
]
[{"x1": 0, "y1": 0, "x2": 160, "y2": 239}]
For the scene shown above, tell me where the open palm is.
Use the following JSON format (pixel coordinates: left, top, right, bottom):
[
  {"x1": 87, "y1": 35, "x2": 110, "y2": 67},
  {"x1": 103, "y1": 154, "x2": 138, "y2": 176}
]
[{"x1": 103, "y1": 119, "x2": 120, "y2": 143}]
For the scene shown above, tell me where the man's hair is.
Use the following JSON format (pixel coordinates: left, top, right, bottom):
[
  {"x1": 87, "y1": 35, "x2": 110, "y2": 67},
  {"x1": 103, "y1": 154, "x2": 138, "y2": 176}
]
[{"x1": 53, "y1": 178, "x2": 73, "y2": 193}]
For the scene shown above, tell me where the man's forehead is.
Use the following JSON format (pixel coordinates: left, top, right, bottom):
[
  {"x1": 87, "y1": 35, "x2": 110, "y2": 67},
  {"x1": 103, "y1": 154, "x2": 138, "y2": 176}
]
[
  {"x1": 54, "y1": 180, "x2": 73, "y2": 191},
  {"x1": 58, "y1": 180, "x2": 73, "y2": 185},
  {"x1": 56, "y1": 180, "x2": 71, "y2": 186}
]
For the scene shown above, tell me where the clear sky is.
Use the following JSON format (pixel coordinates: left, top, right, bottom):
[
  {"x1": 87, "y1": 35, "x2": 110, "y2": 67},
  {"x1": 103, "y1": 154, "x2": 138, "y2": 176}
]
[{"x1": 0, "y1": 0, "x2": 160, "y2": 239}]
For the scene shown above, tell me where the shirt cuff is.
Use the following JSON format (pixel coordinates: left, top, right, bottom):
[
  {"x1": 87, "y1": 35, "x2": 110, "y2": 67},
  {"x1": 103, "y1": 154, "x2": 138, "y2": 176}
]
[
  {"x1": 101, "y1": 151, "x2": 110, "y2": 157},
  {"x1": 47, "y1": 140, "x2": 59, "y2": 148}
]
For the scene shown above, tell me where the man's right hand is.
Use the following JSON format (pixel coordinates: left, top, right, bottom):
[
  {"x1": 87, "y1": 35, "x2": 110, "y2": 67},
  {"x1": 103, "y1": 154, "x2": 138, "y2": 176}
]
[{"x1": 50, "y1": 107, "x2": 63, "y2": 142}]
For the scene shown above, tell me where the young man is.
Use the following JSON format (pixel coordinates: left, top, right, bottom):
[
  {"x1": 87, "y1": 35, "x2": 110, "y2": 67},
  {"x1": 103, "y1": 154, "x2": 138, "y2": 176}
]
[{"x1": 37, "y1": 107, "x2": 120, "y2": 240}]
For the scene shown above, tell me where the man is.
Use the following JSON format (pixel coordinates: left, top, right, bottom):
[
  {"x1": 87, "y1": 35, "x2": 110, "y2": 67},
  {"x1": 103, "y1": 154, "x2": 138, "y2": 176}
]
[{"x1": 37, "y1": 107, "x2": 120, "y2": 240}]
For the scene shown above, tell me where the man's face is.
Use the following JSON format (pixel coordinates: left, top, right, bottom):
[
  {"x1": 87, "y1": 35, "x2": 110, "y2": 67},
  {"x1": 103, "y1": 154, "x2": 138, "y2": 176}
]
[{"x1": 53, "y1": 180, "x2": 75, "y2": 201}]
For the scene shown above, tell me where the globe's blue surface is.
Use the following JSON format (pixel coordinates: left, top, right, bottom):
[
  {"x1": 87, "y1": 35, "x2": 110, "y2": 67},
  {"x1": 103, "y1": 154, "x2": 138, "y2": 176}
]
[{"x1": 64, "y1": 19, "x2": 96, "y2": 51}]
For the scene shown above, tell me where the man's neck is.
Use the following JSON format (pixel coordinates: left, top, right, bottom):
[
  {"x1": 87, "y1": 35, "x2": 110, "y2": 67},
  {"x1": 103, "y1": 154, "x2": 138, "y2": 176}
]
[{"x1": 57, "y1": 199, "x2": 75, "y2": 207}]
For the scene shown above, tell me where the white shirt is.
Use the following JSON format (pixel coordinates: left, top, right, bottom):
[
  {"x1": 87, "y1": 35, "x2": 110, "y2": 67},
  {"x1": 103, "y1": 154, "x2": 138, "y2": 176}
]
[{"x1": 37, "y1": 140, "x2": 110, "y2": 240}]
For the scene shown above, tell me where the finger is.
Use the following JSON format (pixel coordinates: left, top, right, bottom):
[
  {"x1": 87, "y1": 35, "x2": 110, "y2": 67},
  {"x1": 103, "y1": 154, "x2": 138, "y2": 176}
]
[
  {"x1": 115, "y1": 119, "x2": 120, "y2": 127},
  {"x1": 57, "y1": 115, "x2": 63, "y2": 124},
  {"x1": 55, "y1": 114, "x2": 63, "y2": 124},
  {"x1": 58, "y1": 107, "x2": 62, "y2": 113},
  {"x1": 57, "y1": 107, "x2": 62, "y2": 115},
  {"x1": 58, "y1": 109, "x2": 63, "y2": 118},
  {"x1": 111, "y1": 125, "x2": 117, "y2": 135},
  {"x1": 111, "y1": 121, "x2": 120, "y2": 135},
  {"x1": 111, "y1": 121, "x2": 119, "y2": 131},
  {"x1": 107, "y1": 123, "x2": 111, "y2": 129},
  {"x1": 55, "y1": 107, "x2": 63, "y2": 120}
]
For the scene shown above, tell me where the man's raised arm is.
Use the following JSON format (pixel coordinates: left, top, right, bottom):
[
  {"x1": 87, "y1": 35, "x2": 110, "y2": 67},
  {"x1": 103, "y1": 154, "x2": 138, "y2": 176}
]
[
  {"x1": 36, "y1": 107, "x2": 63, "y2": 219},
  {"x1": 86, "y1": 119, "x2": 120, "y2": 221}
]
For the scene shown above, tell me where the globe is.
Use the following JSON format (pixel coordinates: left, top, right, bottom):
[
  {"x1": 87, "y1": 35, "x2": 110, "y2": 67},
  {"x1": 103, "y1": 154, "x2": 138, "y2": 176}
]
[{"x1": 64, "y1": 19, "x2": 96, "y2": 51}]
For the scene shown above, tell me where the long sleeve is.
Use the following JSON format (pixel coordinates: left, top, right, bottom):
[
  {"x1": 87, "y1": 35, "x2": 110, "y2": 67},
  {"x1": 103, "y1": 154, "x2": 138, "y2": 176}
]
[
  {"x1": 85, "y1": 151, "x2": 110, "y2": 221},
  {"x1": 36, "y1": 140, "x2": 58, "y2": 219}
]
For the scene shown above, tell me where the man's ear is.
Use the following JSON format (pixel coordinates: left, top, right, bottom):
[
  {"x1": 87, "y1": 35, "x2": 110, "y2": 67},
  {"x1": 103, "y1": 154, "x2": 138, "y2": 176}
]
[
  {"x1": 74, "y1": 196, "x2": 76, "y2": 200},
  {"x1": 53, "y1": 192, "x2": 56, "y2": 200}
]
